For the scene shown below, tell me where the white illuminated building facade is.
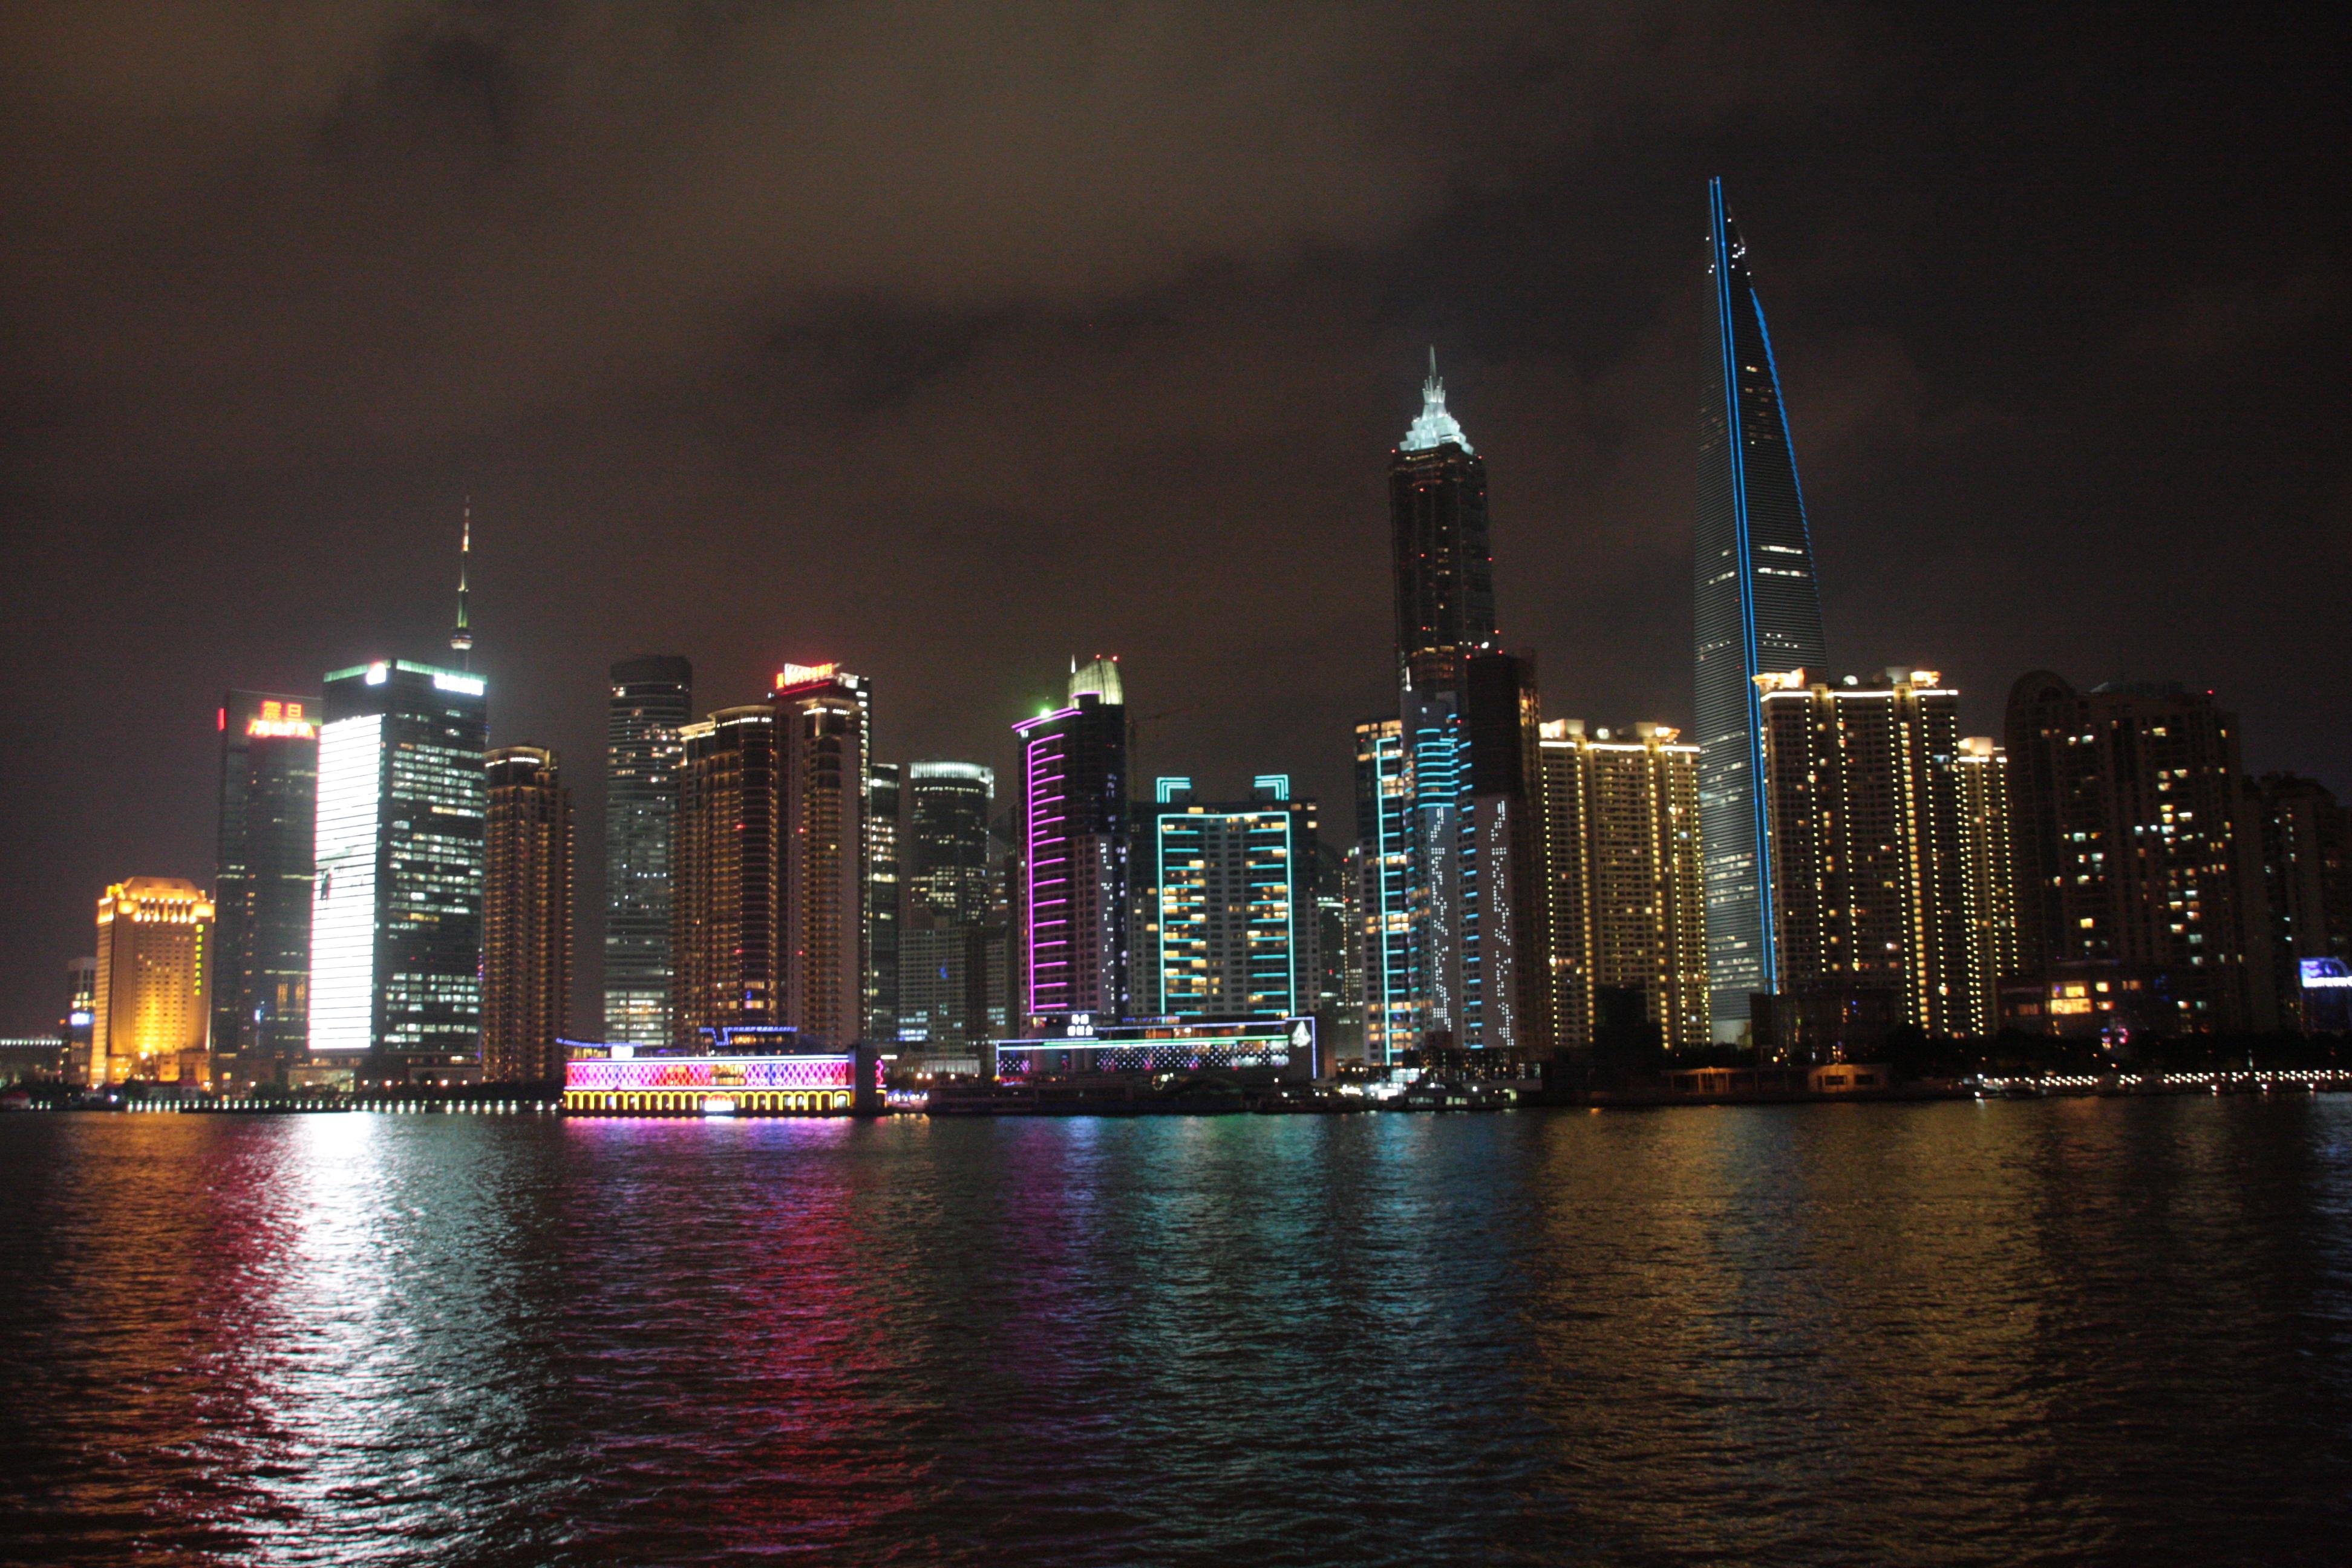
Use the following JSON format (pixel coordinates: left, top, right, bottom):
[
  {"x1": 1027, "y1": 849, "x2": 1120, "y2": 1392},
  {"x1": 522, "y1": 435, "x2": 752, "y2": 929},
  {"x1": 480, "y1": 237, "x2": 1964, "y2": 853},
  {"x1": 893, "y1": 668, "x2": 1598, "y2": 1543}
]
[{"x1": 311, "y1": 659, "x2": 489, "y2": 1081}]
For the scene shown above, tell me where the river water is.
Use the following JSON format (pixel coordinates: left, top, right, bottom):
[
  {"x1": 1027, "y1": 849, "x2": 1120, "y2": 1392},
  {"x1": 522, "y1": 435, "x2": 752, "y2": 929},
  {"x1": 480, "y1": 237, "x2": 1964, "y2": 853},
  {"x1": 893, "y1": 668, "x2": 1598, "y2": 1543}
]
[{"x1": 3, "y1": 1099, "x2": 2348, "y2": 1566}]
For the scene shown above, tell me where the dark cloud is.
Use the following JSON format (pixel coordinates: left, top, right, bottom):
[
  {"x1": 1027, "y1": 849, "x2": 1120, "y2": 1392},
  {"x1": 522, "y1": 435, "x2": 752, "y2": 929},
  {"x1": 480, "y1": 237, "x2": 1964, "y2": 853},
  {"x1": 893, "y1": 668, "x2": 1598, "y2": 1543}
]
[{"x1": 1, "y1": 1, "x2": 2344, "y2": 1028}]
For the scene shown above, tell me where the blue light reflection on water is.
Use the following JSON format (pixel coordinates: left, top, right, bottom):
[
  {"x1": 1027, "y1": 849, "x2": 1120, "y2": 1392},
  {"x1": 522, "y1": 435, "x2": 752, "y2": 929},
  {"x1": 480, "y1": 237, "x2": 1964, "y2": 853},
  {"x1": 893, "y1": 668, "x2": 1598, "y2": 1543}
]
[{"x1": 3, "y1": 1099, "x2": 2349, "y2": 1566}]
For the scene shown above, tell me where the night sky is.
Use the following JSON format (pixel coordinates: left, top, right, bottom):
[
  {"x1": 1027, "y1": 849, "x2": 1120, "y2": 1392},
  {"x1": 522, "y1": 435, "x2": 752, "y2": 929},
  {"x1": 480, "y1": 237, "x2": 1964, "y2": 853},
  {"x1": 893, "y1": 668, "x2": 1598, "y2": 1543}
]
[{"x1": 2, "y1": 4, "x2": 2344, "y2": 1033}]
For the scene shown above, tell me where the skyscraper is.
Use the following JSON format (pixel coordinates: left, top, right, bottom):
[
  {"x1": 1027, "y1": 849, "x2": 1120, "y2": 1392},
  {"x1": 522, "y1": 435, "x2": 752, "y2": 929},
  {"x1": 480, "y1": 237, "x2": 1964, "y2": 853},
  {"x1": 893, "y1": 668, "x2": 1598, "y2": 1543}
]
[
  {"x1": 864, "y1": 760, "x2": 903, "y2": 1045},
  {"x1": 909, "y1": 762, "x2": 996, "y2": 923},
  {"x1": 1352, "y1": 716, "x2": 1417, "y2": 1064},
  {"x1": 2251, "y1": 774, "x2": 2352, "y2": 1030},
  {"x1": 1538, "y1": 720, "x2": 1710, "y2": 1053},
  {"x1": 483, "y1": 746, "x2": 572, "y2": 1083},
  {"x1": 1461, "y1": 650, "x2": 1546, "y2": 1054},
  {"x1": 2005, "y1": 671, "x2": 2275, "y2": 1033},
  {"x1": 672, "y1": 707, "x2": 781, "y2": 1045},
  {"x1": 773, "y1": 663, "x2": 869, "y2": 1048},
  {"x1": 1379, "y1": 360, "x2": 1533, "y2": 1058},
  {"x1": 1145, "y1": 778, "x2": 1319, "y2": 1018},
  {"x1": 900, "y1": 761, "x2": 998, "y2": 1048},
  {"x1": 1313, "y1": 839, "x2": 1354, "y2": 1051},
  {"x1": 310, "y1": 658, "x2": 489, "y2": 1080},
  {"x1": 213, "y1": 689, "x2": 318, "y2": 1089},
  {"x1": 1392, "y1": 351, "x2": 1495, "y2": 691},
  {"x1": 604, "y1": 655, "x2": 691, "y2": 1047},
  {"x1": 1013, "y1": 658, "x2": 1131, "y2": 1027},
  {"x1": 94, "y1": 879, "x2": 214, "y2": 1086},
  {"x1": 1955, "y1": 737, "x2": 2019, "y2": 1038},
  {"x1": 64, "y1": 958, "x2": 97, "y2": 1086},
  {"x1": 93, "y1": 877, "x2": 214, "y2": 1086},
  {"x1": 1696, "y1": 178, "x2": 1829, "y2": 1040},
  {"x1": 1757, "y1": 668, "x2": 1979, "y2": 1042}
]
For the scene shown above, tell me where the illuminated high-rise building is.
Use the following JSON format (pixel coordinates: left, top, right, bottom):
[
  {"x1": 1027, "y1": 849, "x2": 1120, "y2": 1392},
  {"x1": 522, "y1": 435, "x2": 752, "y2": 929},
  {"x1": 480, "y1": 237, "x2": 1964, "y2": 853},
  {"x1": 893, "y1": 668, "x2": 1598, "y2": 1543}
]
[
  {"x1": 909, "y1": 762, "x2": 996, "y2": 922},
  {"x1": 1539, "y1": 720, "x2": 1709, "y2": 1053},
  {"x1": 672, "y1": 707, "x2": 781, "y2": 1045},
  {"x1": 2004, "y1": 672, "x2": 2275, "y2": 1033},
  {"x1": 1377, "y1": 362, "x2": 1536, "y2": 1059},
  {"x1": 1758, "y1": 669, "x2": 1979, "y2": 1040},
  {"x1": 1695, "y1": 179, "x2": 1829, "y2": 1040},
  {"x1": 1313, "y1": 840, "x2": 1354, "y2": 1051},
  {"x1": 1144, "y1": 778, "x2": 1318, "y2": 1018},
  {"x1": 64, "y1": 958, "x2": 97, "y2": 1086},
  {"x1": 310, "y1": 658, "x2": 489, "y2": 1080},
  {"x1": 900, "y1": 761, "x2": 998, "y2": 1047},
  {"x1": 604, "y1": 655, "x2": 691, "y2": 1047},
  {"x1": 1013, "y1": 658, "x2": 1131, "y2": 1027},
  {"x1": 93, "y1": 877, "x2": 214, "y2": 1086},
  {"x1": 1392, "y1": 351, "x2": 1495, "y2": 692},
  {"x1": 772, "y1": 664, "x2": 869, "y2": 1048},
  {"x1": 213, "y1": 689, "x2": 318, "y2": 1089},
  {"x1": 1955, "y1": 737, "x2": 2019, "y2": 1037},
  {"x1": 483, "y1": 747, "x2": 572, "y2": 1083},
  {"x1": 864, "y1": 760, "x2": 903, "y2": 1045},
  {"x1": 1352, "y1": 716, "x2": 1417, "y2": 1064},
  {"x1": 2251, "y1": 774, "x2": 2352, "y2": 1030}
]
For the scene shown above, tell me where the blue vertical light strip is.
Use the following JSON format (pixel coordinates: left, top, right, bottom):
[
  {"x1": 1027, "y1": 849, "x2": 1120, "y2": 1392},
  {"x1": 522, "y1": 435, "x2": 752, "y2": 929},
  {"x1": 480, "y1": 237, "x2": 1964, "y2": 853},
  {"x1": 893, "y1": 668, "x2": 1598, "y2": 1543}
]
[{"x1": 1711, "y1": 175, "x2": 1777, "y2": 997}]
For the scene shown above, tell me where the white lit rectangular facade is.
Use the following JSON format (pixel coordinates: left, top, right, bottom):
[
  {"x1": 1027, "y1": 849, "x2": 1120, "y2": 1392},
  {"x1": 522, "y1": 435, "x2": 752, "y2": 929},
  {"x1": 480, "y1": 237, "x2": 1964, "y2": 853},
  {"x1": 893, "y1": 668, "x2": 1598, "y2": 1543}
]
[{"x1": 310, "y1": 714, "x2": 382, "y2": 1053}]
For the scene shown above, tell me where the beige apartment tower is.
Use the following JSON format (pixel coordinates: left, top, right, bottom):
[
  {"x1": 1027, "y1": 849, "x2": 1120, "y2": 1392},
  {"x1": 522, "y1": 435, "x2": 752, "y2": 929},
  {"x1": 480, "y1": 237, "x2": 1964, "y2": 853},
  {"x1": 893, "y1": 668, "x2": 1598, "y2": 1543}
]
[
  {"x1": 483, "y1": 747, "x2": 573, "y2": 1083},
  {"x1": 1538, "y1": 721, "x2": 1710, "y2": 1052},
  {"x1": 93, "y1": 877, "x2": 215, "y2": 1085}
]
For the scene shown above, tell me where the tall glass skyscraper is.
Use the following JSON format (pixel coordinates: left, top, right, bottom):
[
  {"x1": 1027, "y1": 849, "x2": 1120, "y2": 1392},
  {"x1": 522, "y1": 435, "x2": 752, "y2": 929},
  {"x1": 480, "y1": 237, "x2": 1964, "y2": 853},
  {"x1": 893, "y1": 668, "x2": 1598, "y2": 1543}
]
[
  {"x1": 311, "y1": 659, "x2": 488, "y2": 1081},
  {"x1": 909, "y1": 762, "x2": 995, "y2": 922},
  {"x1": 604, "y1": 656, "x2": 691, "y2": 1046},
  {"x1": 1376, "y1": 359, "x2": 1528, "y2": 1057},
  {"x1": 900, "y1": 761, "x2": 996, "y2": 1049},
  {"x1": 1696, "y1": 178, "x2": 1827, "y2": 1039},
  {"x1": 214, "y1": 688, "x2": 318, "y2": 1089},
  {"x1": 864, "y1": 760, "x2": 903, "y2": 1044},
  {"x1": 1391, "y1": 353, "x2": 1496, "y2": 693}
]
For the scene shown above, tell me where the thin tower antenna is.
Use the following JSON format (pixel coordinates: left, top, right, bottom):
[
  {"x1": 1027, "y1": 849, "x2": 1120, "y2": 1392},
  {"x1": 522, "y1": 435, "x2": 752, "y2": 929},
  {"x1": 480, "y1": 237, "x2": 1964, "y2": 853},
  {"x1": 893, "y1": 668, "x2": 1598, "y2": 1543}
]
[{"x1": 451, "y1": 498, "x2": 474, "y2": 670}]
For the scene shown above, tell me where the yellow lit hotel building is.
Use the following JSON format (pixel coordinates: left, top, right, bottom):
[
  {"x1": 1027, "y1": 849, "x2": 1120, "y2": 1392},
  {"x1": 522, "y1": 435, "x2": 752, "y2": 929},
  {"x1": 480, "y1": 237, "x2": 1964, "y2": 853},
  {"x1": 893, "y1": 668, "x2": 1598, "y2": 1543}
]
[
  {"x1": 93, "y1": 877, "x2": 215, "y2": 1086},
  {"x1": 1538, "y1": 720, "x2": 1710, "y2": 1052}
]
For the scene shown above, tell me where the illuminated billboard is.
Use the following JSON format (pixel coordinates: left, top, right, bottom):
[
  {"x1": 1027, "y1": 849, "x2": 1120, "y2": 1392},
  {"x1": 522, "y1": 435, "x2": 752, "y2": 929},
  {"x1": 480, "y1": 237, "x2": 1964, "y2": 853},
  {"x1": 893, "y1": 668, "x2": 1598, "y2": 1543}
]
[
  {"x1": 310, "y1": 714, "x2": 382, "y2": 1053},
  {"x1": 2301, "y1": 958, "x2": 2352, "y2": 990},
  {"x1": 995, "y1": 1015, "x2": 1317, "y2": 1080}
]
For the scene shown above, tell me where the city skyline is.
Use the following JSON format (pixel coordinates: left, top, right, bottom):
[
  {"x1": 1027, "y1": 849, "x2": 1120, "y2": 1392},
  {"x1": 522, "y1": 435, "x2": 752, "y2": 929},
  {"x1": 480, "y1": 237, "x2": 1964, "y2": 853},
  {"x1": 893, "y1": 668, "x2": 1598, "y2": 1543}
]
[{"x1": 2, "y1": 11, "x2": 2345, "y2": 1033}]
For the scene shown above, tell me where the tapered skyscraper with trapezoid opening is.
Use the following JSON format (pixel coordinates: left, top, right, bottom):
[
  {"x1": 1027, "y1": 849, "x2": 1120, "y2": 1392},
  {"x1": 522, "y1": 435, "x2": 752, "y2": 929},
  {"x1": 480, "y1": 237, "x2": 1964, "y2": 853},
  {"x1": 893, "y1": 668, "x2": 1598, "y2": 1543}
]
[{"x1": 1696, "y1": 178, "x2": 1827, "y2": 1040}]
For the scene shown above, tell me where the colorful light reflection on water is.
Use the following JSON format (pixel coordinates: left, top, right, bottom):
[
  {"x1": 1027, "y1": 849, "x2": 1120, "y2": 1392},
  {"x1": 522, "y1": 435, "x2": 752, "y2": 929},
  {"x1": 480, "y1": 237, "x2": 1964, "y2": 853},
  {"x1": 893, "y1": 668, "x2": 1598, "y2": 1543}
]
[{"x1": 4, "y1": 1100, "x2": 2350, "y2": 1565}]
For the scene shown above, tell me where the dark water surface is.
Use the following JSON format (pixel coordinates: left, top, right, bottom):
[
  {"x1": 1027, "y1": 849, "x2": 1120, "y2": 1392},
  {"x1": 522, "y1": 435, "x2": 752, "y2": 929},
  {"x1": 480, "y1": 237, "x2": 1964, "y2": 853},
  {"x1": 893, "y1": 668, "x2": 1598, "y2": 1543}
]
[{"x1": 4, "y1": 1100, "x2": 2349, "y2": 1566}]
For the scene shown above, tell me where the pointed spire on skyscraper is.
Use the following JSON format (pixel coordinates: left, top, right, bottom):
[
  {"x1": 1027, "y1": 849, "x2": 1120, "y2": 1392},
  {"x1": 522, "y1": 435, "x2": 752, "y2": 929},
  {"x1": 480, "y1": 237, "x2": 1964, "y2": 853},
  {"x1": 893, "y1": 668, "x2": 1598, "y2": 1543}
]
[
  {"x1": 451, "y1": 498, "x2": 474, "y2": 670},
  {"x1": 1402, "y1": 346, "x2": 1472, "y2": 454},
  {"x1": 1694, "y1": 175, "x2": 1828, "y2": 1041}
]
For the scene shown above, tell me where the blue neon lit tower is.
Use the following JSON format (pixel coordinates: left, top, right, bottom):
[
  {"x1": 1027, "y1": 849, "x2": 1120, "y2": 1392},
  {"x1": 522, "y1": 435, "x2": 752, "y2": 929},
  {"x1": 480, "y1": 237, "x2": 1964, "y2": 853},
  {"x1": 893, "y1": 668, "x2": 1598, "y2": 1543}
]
[
  {"x1": 1696, "y1": 178, "x2": 1828, "y2": 1039},
  {"x1": 1147, "y1": 778, "x2": 1317, "y2": 1019}
]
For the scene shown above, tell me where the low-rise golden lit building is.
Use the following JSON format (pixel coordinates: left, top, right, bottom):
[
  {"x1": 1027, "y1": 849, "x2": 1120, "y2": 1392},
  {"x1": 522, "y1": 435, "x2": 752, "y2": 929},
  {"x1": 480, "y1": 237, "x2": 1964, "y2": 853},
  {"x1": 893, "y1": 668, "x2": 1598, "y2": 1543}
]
[{"x1": 93, "y1": 877, "x2": 215, "y2": 1086}]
